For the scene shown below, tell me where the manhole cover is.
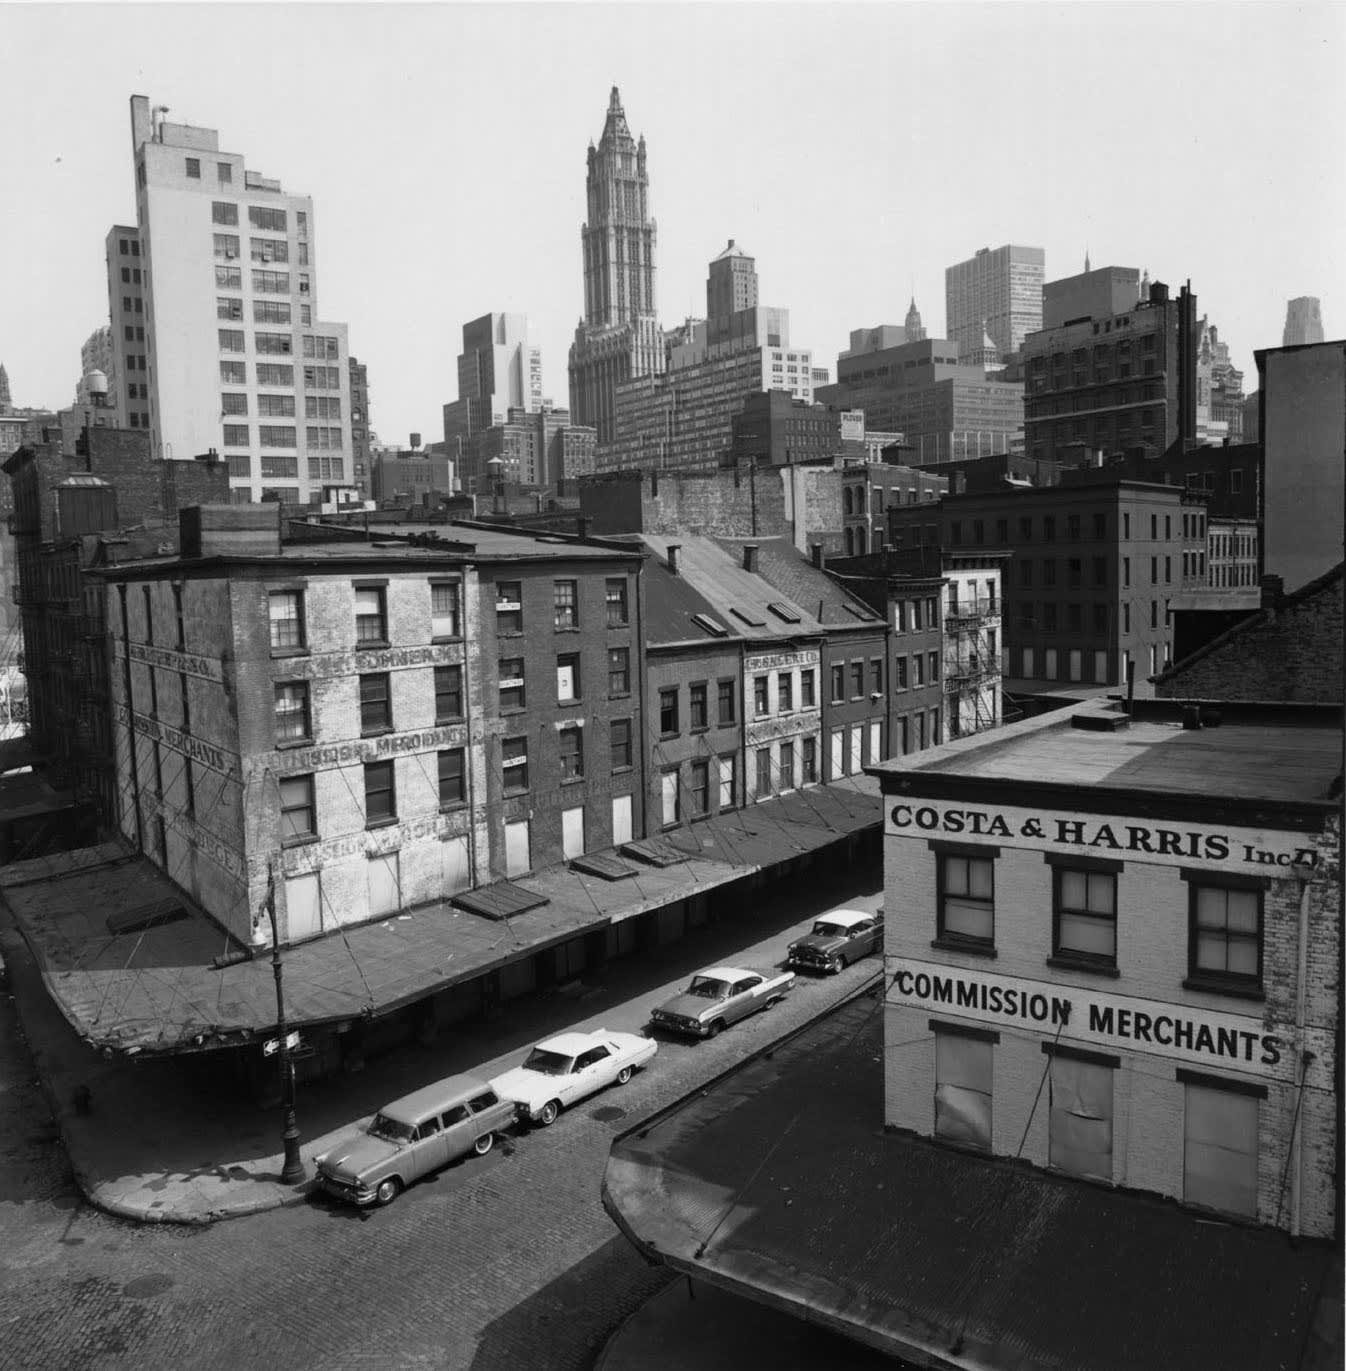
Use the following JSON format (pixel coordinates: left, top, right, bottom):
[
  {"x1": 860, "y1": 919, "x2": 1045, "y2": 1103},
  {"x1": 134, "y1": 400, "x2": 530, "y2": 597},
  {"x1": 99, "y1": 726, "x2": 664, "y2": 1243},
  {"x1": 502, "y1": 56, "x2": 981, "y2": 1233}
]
[
  {"x1": 590, "y1": 1105, "x2": 626, "y2": 1122},
  {"x1": 123, "y1": 1274, "x2": 175, "y2": 1299}
]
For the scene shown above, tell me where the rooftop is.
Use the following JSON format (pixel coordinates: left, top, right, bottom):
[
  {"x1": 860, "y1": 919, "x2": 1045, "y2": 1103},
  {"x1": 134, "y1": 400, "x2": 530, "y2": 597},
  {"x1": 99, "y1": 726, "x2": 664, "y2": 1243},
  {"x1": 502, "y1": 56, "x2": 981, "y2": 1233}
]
[
  {"x1": 875, "y1": 699, "x2": 1342, "y2": 812},
  {"x1": 604, "y1": 989, "x2": 1334, "y2": 1371}
]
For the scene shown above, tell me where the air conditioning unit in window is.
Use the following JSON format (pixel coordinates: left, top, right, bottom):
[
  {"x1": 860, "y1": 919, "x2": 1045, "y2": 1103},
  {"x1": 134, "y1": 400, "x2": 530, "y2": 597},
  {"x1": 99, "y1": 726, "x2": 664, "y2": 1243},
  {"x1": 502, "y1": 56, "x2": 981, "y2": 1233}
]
[{"x1": 224, "y1": 250, "x2": 237, "y2": 259}]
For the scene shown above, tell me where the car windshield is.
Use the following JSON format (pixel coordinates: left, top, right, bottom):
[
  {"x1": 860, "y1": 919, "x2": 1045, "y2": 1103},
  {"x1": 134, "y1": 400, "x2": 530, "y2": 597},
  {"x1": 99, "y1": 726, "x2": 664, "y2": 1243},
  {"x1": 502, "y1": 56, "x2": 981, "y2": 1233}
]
[
  {"x1": 523, "y1": 1048, "x2": 574, "y2": 1075},
  {"x1": 811, "y1": 921, "x2": 847, "y2": 937},
  {"x1": 687, "y1": 976, "x2": 730, "y2": 999},
  {"x1": 368, "y1": 1113, "x2": 414, "y2": 1143}
]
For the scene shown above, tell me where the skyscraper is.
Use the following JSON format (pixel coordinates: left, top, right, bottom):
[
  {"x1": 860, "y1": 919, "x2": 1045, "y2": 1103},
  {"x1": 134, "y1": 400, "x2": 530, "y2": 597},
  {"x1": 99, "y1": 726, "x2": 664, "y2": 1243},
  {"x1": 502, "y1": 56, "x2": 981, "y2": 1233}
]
[
  {"x1": 706, "y1": 240, "x2": 758, "y2": 344},
  {"x1": 1283, "y1": 297, "x2": 1325, "y2": 347},
  {"x1": 0, "y1": 363, "x2": 11, "y2": 414},
  {"x1": 945, "y1": 244, "x2": 1044, "y2": 358},
  {"x1": 568, "y1": 88, "x2": 665, "y2": 443},
  {"x1": 121, "y1": 95, "x2": 353, "y2": 504},
  {"x1": 904, "y1": 297, "x2": 927, "y2": 342}
]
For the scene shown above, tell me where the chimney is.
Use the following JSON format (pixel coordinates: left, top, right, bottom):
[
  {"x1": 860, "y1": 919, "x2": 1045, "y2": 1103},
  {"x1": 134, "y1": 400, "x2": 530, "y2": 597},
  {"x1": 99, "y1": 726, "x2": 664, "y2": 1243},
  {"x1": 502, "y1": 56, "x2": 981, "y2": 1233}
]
[
  {"x1": 577, "y1": 515, "x2": 590, "y2": 540},
  {"x1": 667, "y1": 543, "x2": 681, "y2": 575},
  {"x1": 811, "y1": 543, "x2": 824, "y2": 569},
  {"x1": 743, "y1": 543, "x2": 759, "y2": 573},
  {"x1": 1260, "y1": 573, "x2": 1283, "y2": 609}
]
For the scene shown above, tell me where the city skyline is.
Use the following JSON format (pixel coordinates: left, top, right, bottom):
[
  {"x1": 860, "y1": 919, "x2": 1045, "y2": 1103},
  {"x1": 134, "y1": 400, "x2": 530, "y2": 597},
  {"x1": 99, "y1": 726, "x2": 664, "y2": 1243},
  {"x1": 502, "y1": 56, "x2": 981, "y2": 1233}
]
[{"x1": 2, "y1": 3, "x2": 1343, "y2": 444}]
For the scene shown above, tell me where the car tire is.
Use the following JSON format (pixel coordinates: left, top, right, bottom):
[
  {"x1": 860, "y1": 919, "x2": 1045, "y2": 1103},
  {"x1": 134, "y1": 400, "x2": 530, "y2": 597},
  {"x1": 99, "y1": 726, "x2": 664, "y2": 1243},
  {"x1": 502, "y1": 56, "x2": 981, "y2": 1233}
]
[
  {"x1": 616, "y1": 1066, "x2": 633, "y2": 1085},
  {"x1": 374, "y1": 1176, "x2": 401, "y2": 1207},
  {"x1": 832, "y1": 955, "x2": 847, "y2": 974},
  {"x1": 708, "y1": 1020, "x2": 726, "y2": 1039},
  {"x1": 473, "y1": 1133, "x2": 494, "y2": 1156},
  {"x1": 536, "y1": 1099, "x2": 561, "y2": 1127}
]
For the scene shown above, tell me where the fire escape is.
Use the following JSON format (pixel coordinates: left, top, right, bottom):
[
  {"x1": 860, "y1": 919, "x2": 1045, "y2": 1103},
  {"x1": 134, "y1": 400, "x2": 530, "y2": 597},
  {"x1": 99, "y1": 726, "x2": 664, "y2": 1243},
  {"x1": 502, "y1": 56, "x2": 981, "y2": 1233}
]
[{"x1": 944, "y1": 592, "x2": 1002, "y2": 739}]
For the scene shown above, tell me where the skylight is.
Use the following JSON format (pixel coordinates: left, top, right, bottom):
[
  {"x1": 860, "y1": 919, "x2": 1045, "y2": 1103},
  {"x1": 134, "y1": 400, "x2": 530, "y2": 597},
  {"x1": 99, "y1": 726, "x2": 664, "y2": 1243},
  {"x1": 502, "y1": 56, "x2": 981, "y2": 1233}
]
[
  {"x1": 730, "y1": 607, "x2": 767, "y2": 628},
  {"x1": 691, "y1": 613, "x2": 730, "y2": 638},
  {"x1": 767, "y1": 601, "x2": 802, "y2": 624}
]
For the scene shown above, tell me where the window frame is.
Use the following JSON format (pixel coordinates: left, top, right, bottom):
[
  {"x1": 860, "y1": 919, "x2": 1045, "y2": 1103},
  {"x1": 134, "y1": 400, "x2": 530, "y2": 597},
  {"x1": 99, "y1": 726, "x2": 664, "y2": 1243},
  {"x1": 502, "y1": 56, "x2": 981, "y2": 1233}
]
[
  {"x1": 934, "y1": 846, "x2": 997, "y2": 951},
  {"x1": 279, "y1": 773, "x2": 317, "y2": 843},
  {"x1": 273, "y1": 680, "x2": 311, "y2": 745},
  {"x1": 553, "y1": 579, "x2": 579, "y2": 631},
  {"x1": 358, "y1": 672, "x2": 393, "y2": 736},
  {"x1": 268, "y1": 589, "x2": 306, "y2": 655},
  {"x1": 363, "y1": 759, "x2": 397, "y2": 828},
  {"x1": 434, "y1": 664, "x2": 464, "y2": 723},
  {"x1": 1184, "y1": 873, "x2": 1265, "y2": 994},
  {"x1": 354, "y1": 583, "x2": 388, "y2": 647},
  {"x1": 1048, "y1": 856, "x2": 1120, "y2": 971},
  {"x1": 437, "y1": 748, "x2": 466, "y2": 809}
]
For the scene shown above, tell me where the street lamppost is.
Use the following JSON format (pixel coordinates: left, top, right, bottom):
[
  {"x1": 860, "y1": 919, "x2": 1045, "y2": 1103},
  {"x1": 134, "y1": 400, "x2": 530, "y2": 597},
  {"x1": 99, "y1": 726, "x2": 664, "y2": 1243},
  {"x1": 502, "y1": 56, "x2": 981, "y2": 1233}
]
[{"x1": 263, "y1": 869, "x2": 306, "y2": 1185}]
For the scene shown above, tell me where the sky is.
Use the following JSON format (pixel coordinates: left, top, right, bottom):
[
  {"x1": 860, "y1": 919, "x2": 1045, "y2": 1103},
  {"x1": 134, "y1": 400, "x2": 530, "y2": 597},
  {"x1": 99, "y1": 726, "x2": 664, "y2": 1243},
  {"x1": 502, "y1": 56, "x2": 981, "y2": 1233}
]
[{"x1": 3, "y1": 2, "x2": 1344, "y2": 443}]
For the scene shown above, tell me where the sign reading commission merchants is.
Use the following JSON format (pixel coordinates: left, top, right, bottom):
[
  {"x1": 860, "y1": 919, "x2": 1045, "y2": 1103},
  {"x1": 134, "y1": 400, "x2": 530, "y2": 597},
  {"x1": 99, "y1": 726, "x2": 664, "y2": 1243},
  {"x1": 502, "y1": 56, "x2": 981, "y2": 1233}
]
[
  {"x1": 887, "y1": 799, "x2": 1322, "y2": 874},
  {"x1": 887, "y1": 958, "x2": 1310, "y2": 1085}
]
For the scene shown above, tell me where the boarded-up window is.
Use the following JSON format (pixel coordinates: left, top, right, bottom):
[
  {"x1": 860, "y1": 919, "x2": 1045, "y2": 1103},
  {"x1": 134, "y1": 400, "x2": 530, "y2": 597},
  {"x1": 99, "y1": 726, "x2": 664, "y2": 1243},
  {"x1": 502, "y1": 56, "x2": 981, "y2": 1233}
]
[
  {"x1": 1048, "y1": 1055, "x2": 1114, "y2": 1181},
  {"x1": 934, "y1": 1030, "x2": 992, "y2": 1151},
  {"x1": 1184, "y1": 1083, "x2": 1258, "y2": 1217}
]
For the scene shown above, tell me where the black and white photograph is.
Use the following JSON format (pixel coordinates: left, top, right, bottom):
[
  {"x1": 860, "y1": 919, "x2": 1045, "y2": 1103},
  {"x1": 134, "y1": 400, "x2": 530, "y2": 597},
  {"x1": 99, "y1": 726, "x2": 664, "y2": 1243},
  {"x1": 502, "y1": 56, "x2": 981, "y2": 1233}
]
[{"x1": 0, "y1": 3, "x2": 1342, "y2": 1368}]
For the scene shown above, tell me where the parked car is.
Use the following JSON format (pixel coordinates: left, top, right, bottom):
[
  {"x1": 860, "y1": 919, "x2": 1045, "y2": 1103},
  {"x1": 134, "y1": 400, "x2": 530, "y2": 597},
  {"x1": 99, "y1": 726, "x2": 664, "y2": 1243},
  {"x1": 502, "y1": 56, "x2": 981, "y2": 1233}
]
[
  {"x1": 649, "y1": 966, "x2": 795, "y2": 1039},
  {"x1": 787, "y1": 909, "x2": 885, "y2": 975},
  {"x1": 490, "y1": 1029, "x2": 657, "y2": 1128},
  {"x1": 315, "y1": 1073, "x2": 516, "y2": 1207}
]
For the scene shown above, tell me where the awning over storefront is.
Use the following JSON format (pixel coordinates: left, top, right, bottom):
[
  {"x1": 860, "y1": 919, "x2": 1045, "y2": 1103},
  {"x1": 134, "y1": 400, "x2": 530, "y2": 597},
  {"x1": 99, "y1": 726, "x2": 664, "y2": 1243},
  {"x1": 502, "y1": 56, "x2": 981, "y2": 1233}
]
[
  {"x1": 0, "y1": 779, "x2": 882, "y2": 1055},
  {"x1": 603, "y1": 989, "x2": 1333, "y2": 1371}
]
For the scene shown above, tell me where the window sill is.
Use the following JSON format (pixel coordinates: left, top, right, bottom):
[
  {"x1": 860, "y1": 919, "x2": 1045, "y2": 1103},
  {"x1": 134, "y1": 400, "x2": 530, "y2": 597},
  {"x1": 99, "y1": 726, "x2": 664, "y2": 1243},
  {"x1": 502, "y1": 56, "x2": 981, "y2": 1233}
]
[
  {"x1": 497, "y1": 630, "x2": 525, "y2": 639},
  {"x1": 270, "y1": 647, "x2": 310, "y2": 660},
  {"x1": 281, "y1": 833, "x2": 320, "y2": 849},
  {"x1": 553, "y1": 626, "x2": 581, "y2": 635},
  {"x1": 560, "y1": 776, "x2": 586, "y2": 787},
  {"x1": 557, "y1": 698, "x2": 583, "y2": 709},
  {"x1": 1181, "y1": 976, "x2": 1265, "y2": 1003},
  {"x1": 658, "y1": 732, "x2": 679, "y2": 742},
  {"x1": 1046, "y1": 955, "x2": 1119, "y2": 979},
  {"x1": 430, "y1": 634, "x2": 463, "y2": 645},
  {"x1": 610, "y1": 765, "x2": 634, "y2": 776},
  {"x1": 275, "y1": 737, "x2": 314, "y2": 751},
  {"x1": 356, "y1": 639, "x2": 389, "y2": 652},
  {"x1": 360, "y1": 726, "x2": 393, "y2": 739},
  {"x1": 689, "y1": 725, "x2": 709, "y2": 735},
  {"x1": 500, "y1": 707, "x2": 527, "y2": 717},
  {"x1": 365, "y1": 817, "x2": 399, "y2": 831},
  {"x1": 609, "y1": 691, "x2": 632, "y2": 702},
  {"x1": 438, "y1": 801, "x2": 468, "y2": 814},
  {"x1": 503, "y1": 790, "x2": 529, "y2": 800},
  {"x1": 434, "y1": 716, "x2": 465, "y2": 728},
  {"x1": 930, "y1": 937, "x2": 997, "y2": 959}
]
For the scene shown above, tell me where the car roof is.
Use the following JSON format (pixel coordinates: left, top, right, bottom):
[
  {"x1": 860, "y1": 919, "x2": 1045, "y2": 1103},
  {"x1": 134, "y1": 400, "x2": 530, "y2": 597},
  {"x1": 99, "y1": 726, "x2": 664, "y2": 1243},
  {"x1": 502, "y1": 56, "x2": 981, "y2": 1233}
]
[
  {"x1": 697, "y1": 967, "x2": 756, "y2": 981},
  {"x1": 534, "y1": 1031, "x2": 605, "y2": 1057},
  {"x1": 816, "y1": 910, "x2": 873, "y2": 928},
  {"x1": 379, "y1": 1073, "x2": 495, "y2": 1124}
]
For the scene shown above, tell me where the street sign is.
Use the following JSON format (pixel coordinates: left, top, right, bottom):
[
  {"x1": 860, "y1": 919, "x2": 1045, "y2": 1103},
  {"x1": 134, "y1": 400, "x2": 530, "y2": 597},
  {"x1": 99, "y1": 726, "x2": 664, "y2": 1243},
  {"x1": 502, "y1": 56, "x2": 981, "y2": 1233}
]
[{"x1": 262, "y1": 1030, "x2": 301, "y2": 1057}]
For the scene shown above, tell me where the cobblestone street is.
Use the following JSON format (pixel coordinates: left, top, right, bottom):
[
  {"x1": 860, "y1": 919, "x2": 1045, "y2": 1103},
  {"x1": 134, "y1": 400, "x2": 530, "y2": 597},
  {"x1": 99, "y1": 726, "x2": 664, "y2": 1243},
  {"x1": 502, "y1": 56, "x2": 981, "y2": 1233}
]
[{"x1": 0, "y1": 873, "x2": 883, "y2": 1371}]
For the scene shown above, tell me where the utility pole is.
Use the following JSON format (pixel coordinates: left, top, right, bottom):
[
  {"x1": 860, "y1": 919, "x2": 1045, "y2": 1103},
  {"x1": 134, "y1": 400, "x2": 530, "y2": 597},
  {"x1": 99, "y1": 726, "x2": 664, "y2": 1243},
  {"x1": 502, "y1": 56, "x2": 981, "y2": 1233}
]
[{"x1": 264, "y1": 868, "x2": 306, "y2": 1185}]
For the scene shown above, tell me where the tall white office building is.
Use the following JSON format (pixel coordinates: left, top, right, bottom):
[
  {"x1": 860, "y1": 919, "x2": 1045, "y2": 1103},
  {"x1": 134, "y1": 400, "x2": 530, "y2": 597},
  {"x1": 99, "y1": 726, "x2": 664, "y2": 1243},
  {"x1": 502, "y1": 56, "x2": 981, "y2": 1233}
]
[
  {"x1": 118, "y1": 95, "x2": 352, "y2": 503},
  {"x1": 945, "y1": 244, "x2": 1044, "y2": 359}
]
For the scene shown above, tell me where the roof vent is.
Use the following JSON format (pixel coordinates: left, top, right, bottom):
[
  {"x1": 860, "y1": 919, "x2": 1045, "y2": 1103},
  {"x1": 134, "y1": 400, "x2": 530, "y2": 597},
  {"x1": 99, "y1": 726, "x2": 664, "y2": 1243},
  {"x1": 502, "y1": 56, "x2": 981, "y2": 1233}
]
[
  {"x1": 667, "y1": 543, "x2": 681, "y2": 575},
  {"x1": 691, "y1": 612, "x2": 729, "y2": 638},
  {"x1": 1071, "y1": 712, "x2": 1130, "y2": 733},
  {"x1": 743, "y1": 543, "x2": 759, "y2": 573},
  {"x1": 1181, "y1": 705, "x2": 1202, "y2": 731}
]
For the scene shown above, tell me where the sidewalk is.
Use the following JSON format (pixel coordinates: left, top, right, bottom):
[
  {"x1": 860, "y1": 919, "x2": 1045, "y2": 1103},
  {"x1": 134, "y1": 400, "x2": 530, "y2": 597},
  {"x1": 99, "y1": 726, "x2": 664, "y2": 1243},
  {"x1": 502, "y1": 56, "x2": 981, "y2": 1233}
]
[{"x1": 0, "y1": 862, "x2": 882, "y2": 1227}]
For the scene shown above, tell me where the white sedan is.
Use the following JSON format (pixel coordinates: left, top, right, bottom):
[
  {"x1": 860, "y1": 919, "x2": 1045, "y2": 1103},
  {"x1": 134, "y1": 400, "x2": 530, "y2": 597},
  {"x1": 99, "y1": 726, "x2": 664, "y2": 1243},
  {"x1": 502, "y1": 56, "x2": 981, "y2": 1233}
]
[{"x1": 489, "y1": 1030, "x2": 657, "y2": 1127}]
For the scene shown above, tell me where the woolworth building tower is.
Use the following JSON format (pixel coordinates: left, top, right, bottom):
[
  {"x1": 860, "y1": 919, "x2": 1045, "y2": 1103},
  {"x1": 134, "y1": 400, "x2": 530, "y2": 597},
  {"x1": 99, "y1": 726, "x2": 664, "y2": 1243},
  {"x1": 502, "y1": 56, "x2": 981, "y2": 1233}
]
[{"x1": 568, "y1": 87, "x2": 665, "y2": 444}]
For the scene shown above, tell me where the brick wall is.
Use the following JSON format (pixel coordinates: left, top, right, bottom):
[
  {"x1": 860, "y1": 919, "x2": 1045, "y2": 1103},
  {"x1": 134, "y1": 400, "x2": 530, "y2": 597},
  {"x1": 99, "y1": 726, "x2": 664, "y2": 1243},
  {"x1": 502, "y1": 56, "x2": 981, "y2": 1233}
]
[{"x1": 1157, "y1": 571, "x2": 1343, "y2": 702}]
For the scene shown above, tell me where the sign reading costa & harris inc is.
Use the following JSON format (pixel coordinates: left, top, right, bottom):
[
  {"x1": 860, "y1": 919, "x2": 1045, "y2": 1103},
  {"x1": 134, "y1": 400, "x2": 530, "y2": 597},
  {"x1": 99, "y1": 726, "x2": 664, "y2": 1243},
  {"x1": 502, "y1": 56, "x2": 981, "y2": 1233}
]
[
  {"x1": 888, "y1": 958, "x2": 1302, "y2": 1084},
  {"x1": 887, "y1": 799, "x2": 1322, "y2": 874}
]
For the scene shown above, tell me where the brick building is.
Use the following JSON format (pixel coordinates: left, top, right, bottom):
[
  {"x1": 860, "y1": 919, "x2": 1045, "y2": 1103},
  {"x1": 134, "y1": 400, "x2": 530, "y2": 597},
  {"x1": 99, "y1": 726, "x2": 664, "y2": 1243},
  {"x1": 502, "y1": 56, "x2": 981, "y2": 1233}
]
[
  {"x1": 887, "y1": 477, "x2": 1203, "y2": 693},
  {"x1": 99, "y1": 512, "x2": 646, "y2": 947},
  {"x1": 876, "y1": 696, "x2": 1341, "y2": 1237},
  {"x1": 841, "y1": 461, "x2": 947, "y2": 556}
]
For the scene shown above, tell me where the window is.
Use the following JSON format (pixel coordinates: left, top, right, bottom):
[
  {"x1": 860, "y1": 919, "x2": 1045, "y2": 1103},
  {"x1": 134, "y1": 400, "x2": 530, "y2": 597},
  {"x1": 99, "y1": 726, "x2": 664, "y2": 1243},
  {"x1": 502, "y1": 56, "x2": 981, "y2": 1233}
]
[
  {"x1": 1093, "y1": 603, "x2": 1109, "y2": 633},
  {"x1": 934, "y1": 1029, "x2": 992, "y2": 1151},
  {"x1": 1184, "y1": 1081, "x2": 1259, "y2": 1216},
  {"x1": 913, "y1": 654, "x2": 925, "y2": 687},
  {"x1": 259, "y1": 425, "x2": 297, "y2": 447},
  {"x1": 1052, "y1": 864, "x2": 1117, "y2": 965},
  {"x1": 359, "y1": 673, "x2": 392, "y2": 734},
  {"x1": 212, "y1": 201, "x2": 239, "y2": 225},
  {"x1": 755, "y1": 747, "x2": 772, "y2": 797},
  {"x1": 260, "y1": 456, "x2": 298, "y2": 480},
  {"x1": 1043, "y1": 559, "x2": 1057, "y2": 587},
  {"x1": 305, "y1": 395, "x2": 342, "y2": 420},
  {"x1": 661, "y1": 768, "x2": 680, "y2": 826},
  {"x1": 256, "y1": 332, "x2": 293, "y2": 355},
  {"x1": 610, "y1": 718, "x2": 633, "y2": 771},
  {"x1": 659, "y1": 688, "x2": 679, "y2": 736},
  {"x1": 253, "y1": 300, "x2": 291, "y2": 324},
  {"x1": 928, "y1": 651, "x2": 940, "y2": 683},
  {"x1": 220, "y1": 392, "x2": 248, "y2": 417},
  {"x1": 779, "y1": 740, "x2": 795, "y2": 790},
  {"x1": 1019, "y1": 516, "x2": 1033, "y2": 540},
  {"x1": 871, "y1": 659, "x2": 883, "y2": 695},
  {"x1": 215, "y1": 264, "x2": 242, "y2": 290},
  {"x1": 559, "y1": 726, "x2": 584, "y2": 781},
  {"x1": 690, "y1": 681, "x2": 708, "y2": 729},
  {"x1": 220, "y1": 360, "x2": 246, "y2": 385},
  {"x1": 249, "y1": 205, "x2": 288, "y2": 231},
  {"x1": 304, "y1": 364, "x2": 340, "y2": 389},
  {"x1": 502, "y1": 737, "x2": 529, "y2": 794},
  {"x1": 250, "y1": 237, "x2": 290, "y2": 264},
  {"x1": 430, "y1": 582, "x2": 460, "y2": 638},
  {"x1": 830, "y1": 664, "x2": 845, "y2": 703},
  {"x1": 608, "y1": 646, "x2": 631, "y2": 697},
  {"x1": 268, "y1": 590, "x2": 305, "y2": 651},
  {"x1": 438, "y1": 749, "x2": 466, "y2": 807},
  {"x1": 185, "y1": 157, "x2": 201, "y2": 178},
  {"x1": 1122, "y1": 557, "x2": 1130, "y2": 588},
  {"x1": 690, "y1": 760, "x2": 710, "y2": 816},
  {"x1": 556, "y1": 653, "x2": 580, "y2": 703},
  {"x1": 553, "y1": 579, "x2": 578, "y2": 630},
  {"x1": 1048, "y1": 1053, "x2": 1114, "y2": 1181},
  {"x1": 895, "y1": 655, "x2": 908, "y2": 689},
  {"x1": 850, "y1": 661, "x2": 865, "y2": 698},
  {"x1": 434, "y1": 664, "x2": 463, "y2": 722},
  {"x1": 218, "y1": 162, "x2": 232, "y2": 185},
  {"x1": 274, "y1": 682, "x2": 311, "y2": 742},
  {"x1": 496, "y1": 580, "x2": 522, "y2": 634},
  {"x1": 498, "y1": 658, "x2": 525, "y2": 711},
  {"x1": 605, "y1": 577, "x2": 628, "y2": 626},
  {"x1": 1092, "y1": 512, "x2": 1107, "y2": 540},
  {"x1": 303, "y1": 334, "x2": 340, "y2": 360},
  {"x1": 217, "y1": 329, "x2": 246, "y2": 355},
  {"x1": 938, "y1": 853, "x2": 994, "y2": 946},
  {"x1": 1067, "y1": 514, "x2": 1081, "y2": 541},
  {"x1": 1188, "y1": 880, "x2": 1262, "y2": 988},
  {"x1": 894, "y1": 601, "x2": 906, "y2": 633},
  {"x1": 801, "y1": 736, "x2": 818, "y2": 784},
  {"x1": 364, "y1": 760, "x2": 396, "y2": 825},
  {"x1": 354, "y1": 586, "x2": 386, "y2": 645},
  {"x1": 718, "y1": 754, "x2": 736, "y2": 809},
  {"x1": 1043, "y1": 516, "x2": 1056, "y2": 542},
  {"x1": 777, "y1": 672, "x2": 793, "y2": 713},
  {"x1": 754, "y1": 675, "x2": 770, "y2": 715},
  {"x1": 279, "y1": 775, "x2": 315, "y2": 842},
  {"x1": 800, "y1": 669, "x2": 815, "y2": 708},
  {"x1": 717, "y1": 678, "x2": 736, "y2": 724},
  {"x1": 217, "y1": 296, "x2": 243, "y2": 321}
]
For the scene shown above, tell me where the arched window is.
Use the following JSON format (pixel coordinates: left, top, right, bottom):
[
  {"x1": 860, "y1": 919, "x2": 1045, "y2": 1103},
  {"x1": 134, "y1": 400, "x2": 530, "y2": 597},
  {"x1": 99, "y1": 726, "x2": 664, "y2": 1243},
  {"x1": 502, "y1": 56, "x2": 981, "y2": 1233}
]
[{"x1": 845, "y1": 527, "x2": 854, "y2": 557}]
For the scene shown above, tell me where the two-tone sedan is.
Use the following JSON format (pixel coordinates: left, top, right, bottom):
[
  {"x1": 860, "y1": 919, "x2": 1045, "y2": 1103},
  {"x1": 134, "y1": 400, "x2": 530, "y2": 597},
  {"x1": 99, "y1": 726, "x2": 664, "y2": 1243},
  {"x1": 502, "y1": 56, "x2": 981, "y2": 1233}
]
[
  {"x1": 787, "y1": 909, "x2": 885, "y2": 975},
  {"x1": 489, "y1": 1029, "x2": 657, "y2": 1128},
  {"x1": 648, "y1": 966, "x2": 795, "y2": 1039}
]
